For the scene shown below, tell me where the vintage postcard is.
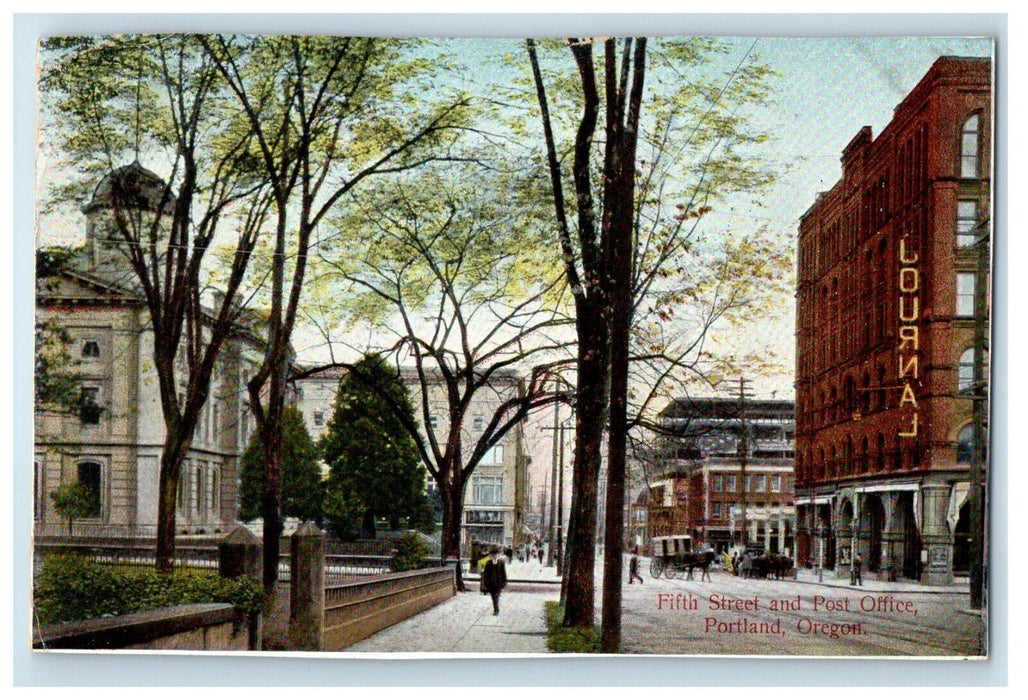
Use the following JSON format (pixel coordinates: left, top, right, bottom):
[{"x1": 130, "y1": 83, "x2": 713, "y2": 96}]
[{"x1": 28, "y1": 28, "x2": 994, "y2": 665}]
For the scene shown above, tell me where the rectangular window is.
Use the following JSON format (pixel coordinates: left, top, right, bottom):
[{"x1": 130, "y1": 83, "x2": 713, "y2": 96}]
[
  {"x1": 712, "y1": 474, "x2": 723, "y2": 493},
  {"x1": 754, "y1": 475, "x2": 767, "y2": 492},
  {"x1": 195, "y1": 465, "x2": 204, "y2": 516},
  {"x1": 956, "y1": 200, "x2": 978, "y2": 247},
  {"x1": 956, "y1": 273, "x2": 976, "y2": 317},
  {"x1": 428, "y1": 415, "x2": 438, "y2": 430},
  {"x1": 725, "y1": 475, "x2": 737, "y2": 492},
  {"x1": 712, "y1": 503, "x2": 722, "y2": 519},
  {"x1": 314, "y1": 411, "x2": 325, "y2": 427},
  {"x1": 472, "y1": 476, "x2": 504, "y2": 506},
  {"x1": 77, "y1": 461, "x2": 102, "y2": 518},
  {"x1": 472, "y1": 414, "x2": 485, "y2": 431},
  {"x1": 480, "y1": 444, "x2": 505, "y2": 465},
  {"x1": 80, "y1": 387, "x2": 101, "y2": 425},
  {"x1": 771, "y1": 475, "x2": 782, "y2": 493}
]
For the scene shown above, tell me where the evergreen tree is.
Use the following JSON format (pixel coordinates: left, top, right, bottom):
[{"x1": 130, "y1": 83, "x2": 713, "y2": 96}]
[
  {"x1": 238, "y1": 405, "x2": 324, "y2": 525},
  {"x1": 320, "y1": 354, "x2": 427, "y2": 540}
]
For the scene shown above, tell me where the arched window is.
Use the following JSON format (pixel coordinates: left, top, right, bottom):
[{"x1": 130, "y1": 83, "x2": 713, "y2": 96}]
[
  {"x1": 957, "y1": 425, "x2": 974, "y2": 464},
  {"x1": 77, "y1": 460, "x2": 103, "y2": 518},
  {"x1": 960, "y1": 114, "x2": 981, "y2": 178},
  {"x1": 876, "y1": 433, "x2": 886, "y2": 471},
  {"x1": 958, "y1": 348, "x2": 975, "y2": 394}
]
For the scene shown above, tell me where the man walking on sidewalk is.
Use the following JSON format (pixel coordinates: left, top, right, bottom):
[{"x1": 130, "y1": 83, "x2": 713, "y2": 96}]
[{"x1": 481, "y1": 546, "x2": 508, "y2": 615}]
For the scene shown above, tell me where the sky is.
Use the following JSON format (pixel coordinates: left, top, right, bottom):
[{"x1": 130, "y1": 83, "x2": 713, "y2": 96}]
[{"x1": 30, "y1": 31, "x2": 995, "y2": 514}]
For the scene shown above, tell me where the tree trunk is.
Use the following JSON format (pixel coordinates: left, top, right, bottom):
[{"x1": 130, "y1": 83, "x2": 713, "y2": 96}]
[
  {"x1": 439, "y1": 469, "x2": 466, "y2": 592},
  {"x1": 155, "y1": 450, "x2": 182, "y2": 575},
  {"x1": 261, "y1": 410, "x2": 284, "y2": 594},
  {"x1": 562, "y1": 302, "x2": 609, "y2": 628}
]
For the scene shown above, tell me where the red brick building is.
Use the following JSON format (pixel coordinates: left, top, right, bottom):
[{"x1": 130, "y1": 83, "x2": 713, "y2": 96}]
[
  {"x1": 648, "y1": 398, "x2": 796, "y2": 555},
  {"x1": 794, "y1": 57, "x2": 991, "y2": 585}
]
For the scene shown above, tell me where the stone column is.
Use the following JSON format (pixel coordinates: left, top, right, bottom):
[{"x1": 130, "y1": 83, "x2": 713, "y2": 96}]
[
  {"x1": 218, "y1": 526, "x2": 263, "y2": 650},
  {"x1": 289, "y1": 521, "x2": 325, "y2": 651},
  {"x1": 920, "y1": 484, "x2": 953, "y2": 585}
]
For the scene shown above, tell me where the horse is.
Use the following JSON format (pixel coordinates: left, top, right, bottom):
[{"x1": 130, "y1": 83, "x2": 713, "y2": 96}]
[{"x1": 681, "y1": 550, "x2": 716, "y2": 582}]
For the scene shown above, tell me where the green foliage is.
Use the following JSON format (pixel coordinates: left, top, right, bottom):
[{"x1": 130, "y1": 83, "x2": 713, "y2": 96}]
[
  {"x1": 33, "y1": 554, "x2": 267, "y2": 626},
  {"x1": 545, "y1": 601, "x2": 602, "y2": 653},
  {"x1": 238, "y1": 405, "x2": 324, "y2": 524},
  {"x1": 320, "y1": 354, "x2": 427, "y2": 540},
  {"x1": 34, "y1": 321, "x2": 88, "y2": 417},
  {"x1": 390, "y1": 531, "x2": 431, "y2": 572},
  {"x1": 50, "y1": 482, "x2": 97, "y2": 536}
]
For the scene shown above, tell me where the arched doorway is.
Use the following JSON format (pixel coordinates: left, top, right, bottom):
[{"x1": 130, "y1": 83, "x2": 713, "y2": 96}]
[
  {"x1": 896, "y1": 492, "x2": 922, "y2": 580},
  {"x1": 862, "y1": 494, "x2": 885, "y2": 572}
]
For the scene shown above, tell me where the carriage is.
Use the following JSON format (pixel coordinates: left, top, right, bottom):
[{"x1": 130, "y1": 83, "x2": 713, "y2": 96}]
[{"x1": 648, "y1": 535, "x2": 693, "y2": 579}]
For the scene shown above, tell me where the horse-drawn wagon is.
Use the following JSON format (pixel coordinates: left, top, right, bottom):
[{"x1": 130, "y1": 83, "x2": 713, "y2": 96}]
[{"x1": 648, "y1": 535, "x2": 716, "y2": 581}]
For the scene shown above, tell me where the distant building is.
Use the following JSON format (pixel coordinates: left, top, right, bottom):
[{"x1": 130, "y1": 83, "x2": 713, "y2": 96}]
[
  {"x1": 34, "y1": 163, "x2": 262, "y2": 539},
  {"x1": 293, "y1": 366, "x2": 530, "y2": 551},
  {"x1": 793, "y1": 57, "x2": 992, "y2": 584},
  {"x1": 648, "y1": 397, "x2": 796, "y2": 555}
]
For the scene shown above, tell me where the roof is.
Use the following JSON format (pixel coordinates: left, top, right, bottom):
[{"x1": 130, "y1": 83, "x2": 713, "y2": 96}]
[{"x1": 82, "y1": 161, "x2": 176, "y2": 215}]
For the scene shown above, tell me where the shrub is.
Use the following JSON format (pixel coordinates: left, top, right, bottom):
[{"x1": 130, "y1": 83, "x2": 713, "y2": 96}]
[
  {"x1": 33, "y1": 554, "x2": 267, "y2": 626},
  {"x1": 545, "y1": 601, "x2": 602, "y2": 653},
  {"x1": 390, "y1": 531, "x2": 431, "y2": 572}
]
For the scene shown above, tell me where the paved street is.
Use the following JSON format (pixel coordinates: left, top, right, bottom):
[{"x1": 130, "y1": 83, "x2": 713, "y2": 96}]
[
  {"x1": 620, "y1": 560, "x2": 983, "y2": 657},
  {"x1": 347, "y1": 556, "x2": 983, "y2": 657}
]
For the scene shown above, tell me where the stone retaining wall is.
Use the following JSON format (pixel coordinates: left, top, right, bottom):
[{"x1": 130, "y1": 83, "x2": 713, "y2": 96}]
[
  {"x1": 322, "y1": 566, "x2": 456, "y2": 650},
  {"x1": 33, "y1": 603, "x2": 252, "y2": 651}
]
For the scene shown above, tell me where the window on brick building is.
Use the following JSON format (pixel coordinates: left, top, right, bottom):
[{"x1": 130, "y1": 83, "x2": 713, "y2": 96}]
[
  {"x1": 957, "y1": 425, "x2": 974, "y2": 465},
  {"x1": 960, "y1": 114, "x2": 981, "y2": 178},
  {"x1": 81, "y1": 340, "x2": 100, "y2": 358},
  {"x1": 958, "y1": 348, "x2": 975, "y2": 394},
  {"x1": 956, "y1": 273, "x2": 976, "y2": 317},
  {"x1": 957, "y1": 200, "x2": 979, "y2": 247}
]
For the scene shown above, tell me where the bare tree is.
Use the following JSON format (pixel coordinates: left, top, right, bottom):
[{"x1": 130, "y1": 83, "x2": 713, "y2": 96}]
[
  {"x1": 203, "y1": 35, "x2": 473, "y2": 593},
  {"x1": 312, "y1": 168, "x2": 573, "y2": 590},
  {"x1": 526, "y1": 37, "x2": 785, "y2": 649},
  {"x1": 40, "y1": 35, "x2": 271, "y2": 572}
]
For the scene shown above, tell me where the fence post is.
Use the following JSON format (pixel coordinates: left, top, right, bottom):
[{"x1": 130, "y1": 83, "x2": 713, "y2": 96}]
[
  {"x1": 444, "y1": 556, "x2": 459, "y2": 593},
  {"x1": 289, "y1": 521, "x2": 325, "y2": 651},
  {"x1": 218, "y1": 526, "x2": 263, "y2": 650}
]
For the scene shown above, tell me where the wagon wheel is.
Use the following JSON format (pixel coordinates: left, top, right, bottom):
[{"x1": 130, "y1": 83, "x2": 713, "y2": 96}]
[
  {"x1": 665, "y1": 562, "x2": 678, "y2": 579},
  {"x1": 649, "y1": 557, "x2": 665, "y2": 578}
]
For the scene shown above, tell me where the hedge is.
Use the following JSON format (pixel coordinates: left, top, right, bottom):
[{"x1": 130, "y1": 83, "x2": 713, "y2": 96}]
[{"x1": 33, "y1": 554, "x2": 267, "y2": 626}]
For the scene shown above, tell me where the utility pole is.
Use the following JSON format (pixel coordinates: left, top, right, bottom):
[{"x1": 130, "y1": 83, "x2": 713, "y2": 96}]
[
  {"x1": 546, "y1": 391, "x2": 560, "y2": 567},
  {"x1": 737, "y1": 377, "x2": 751, "y2": 549},
  {"x1": 543, "y1": 419, "x2": 574, "y2": 573},
  {"x1": 556, "y1": 422, "x2": 571, "y2": 577}
]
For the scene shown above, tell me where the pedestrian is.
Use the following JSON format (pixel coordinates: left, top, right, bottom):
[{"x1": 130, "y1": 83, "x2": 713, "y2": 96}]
[
  {"x1": 481, "y1": 545, "x2": 508, "y2": 615},
  {"x1": 538, "y1": 546, "x2": 544, "y2": 565},
  {"x1": 505, "y1": 545, "x2": 513, "y2": 562},
  {"x1": 853, "y1": 553, "x2": 864, "y2": 586},
  {"x1": 628, "y1": 547, "x2": 644, "y2": 584}
]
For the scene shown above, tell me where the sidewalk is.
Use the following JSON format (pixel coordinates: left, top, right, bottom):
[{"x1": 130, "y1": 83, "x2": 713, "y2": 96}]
[
  {"x1": 347, "y1": 581, "x2": 555, "y2": 653},
  {"x1": 791, "y1": 565, "x2": 969, "y2": 594}
]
